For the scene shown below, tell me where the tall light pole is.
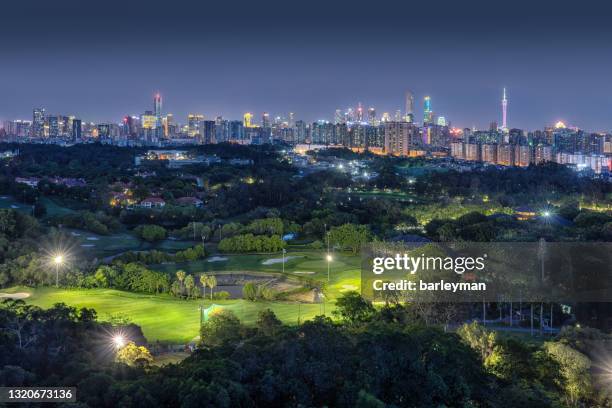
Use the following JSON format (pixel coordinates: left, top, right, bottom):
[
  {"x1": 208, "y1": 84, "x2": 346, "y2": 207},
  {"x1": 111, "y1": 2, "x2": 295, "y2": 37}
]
[
  {"x1": 53, "y1": 254, "x2": 64, "y2": 287},
  {"x1": 282, "y1": 248, "x2": 286, "y2": 274},
  {"x1": 326, "y1": 254, "x2": 332, "y2": 283}
]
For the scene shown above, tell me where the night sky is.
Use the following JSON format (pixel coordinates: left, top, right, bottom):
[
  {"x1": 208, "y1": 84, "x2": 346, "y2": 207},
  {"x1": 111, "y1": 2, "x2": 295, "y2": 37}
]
[{"x1": 1, "y1": 0, "x2": 612, "y2": 131}]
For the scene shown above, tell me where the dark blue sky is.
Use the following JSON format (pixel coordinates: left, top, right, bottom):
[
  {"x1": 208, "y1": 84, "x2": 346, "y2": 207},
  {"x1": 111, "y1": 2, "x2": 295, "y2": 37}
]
[{"x1": 1, "y1": 0, "x2": 612, "y2": 131}]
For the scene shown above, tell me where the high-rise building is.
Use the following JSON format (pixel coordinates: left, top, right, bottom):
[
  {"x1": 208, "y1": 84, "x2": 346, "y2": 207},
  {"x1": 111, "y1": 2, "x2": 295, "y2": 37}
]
[
  {"x1": 229, "y1": 120, "x2": 244, "y2": 141},
  {"x1": 497, "y1": 144, "x2": 515, "y2": 166},
  {"x1": 356, "y1": 103, "x2": 364, "y2": 122},
  {"x1": 481, "y1": 144, "x2": 497, "y2": 163},
  {"x1": 393, "y1": 110, "x2": 401, "y2": 122},
  {"x1": 201, "y1": 120, "x2": 216, "y2": 144},
  {"x1": 243, "y1": 112, "x2": 253, "y2": 128},
  {"x1": 32, "y1": 108, "x2": 45, "y2": 138},
  {"x1": 288, "y1": 112, "x2": 295, "y2": 128},
  {"x1": 187, "y1": 114, "x2": 204, "y2": 137},
  {"x1": 47, "y1": 115, "x2": 59, "y2": 138},
  {"x1": 384, "y1": 122, "x2": 417, "y2": 156},
  {"x1": 423, "y1": 96, "x2": 433, "y2": 124},
  {"x1": 154, "y1": 93, "x2": 162, "y2": 118},
  {"x1": 334, "y1": 109, "x2": 343, "y2": 124},
  {"x1": 367, "y1": 107, "x2": 376, "y2": 125},
  {"x1": 295, "y1": 120, "x2": 307, "y2": 143},
  {"x1": 405, "y1": 90, "x2": 415, "y2": 122},
  {"x1": 72, "y1": 119, "x2": 82, "y2": 140},
  {"x1": 262, "y1": 112, "x2": 271, "y2": 128},
  {"x1": 501, "y1": 87, "x2": 508, "y2": 132}
]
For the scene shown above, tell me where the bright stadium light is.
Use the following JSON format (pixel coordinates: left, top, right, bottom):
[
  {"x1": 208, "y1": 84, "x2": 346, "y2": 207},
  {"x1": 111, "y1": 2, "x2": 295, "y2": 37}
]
[{"x1": 543, "y1": 211, "x2": 551, "y2": 217}]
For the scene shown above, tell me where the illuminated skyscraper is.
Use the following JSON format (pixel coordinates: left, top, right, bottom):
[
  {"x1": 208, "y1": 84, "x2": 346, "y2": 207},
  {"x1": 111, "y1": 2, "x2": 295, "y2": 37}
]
[
  {"x1": 423, "y1": 96, "x2": 433, "y2": 124},
  {"x1": 72, "y1": 119, "x2": 82, "y2": 140},
  {"x1": 367, "y1": 107, "x2": 376, "y2": 125},
  {"x1": 356, "y1": 103, "x2": 364, "y2": 122},
  {"x1": 334, "y1": 109, "x2": 343, "y2": 124},
  {"x1": 501, "y1": 87, "x2": 508, "y2": 132},
  {"x1": 187, "y1": 114, "x2": 204, "y2": 137},
  {"x1": 288, "y1": 112, "x2": 295, "y2": 128},
  {"x1": 243, "y1": 112, "x2": 253, "y2": 128},
  {"x1": 154, "y1": 93, "x2": 162, "y2": 118},
  {"x1": 405, "y1": 90, "x2": 415, "y2": 123},
  {"x1": 262, "y1": 112, "x2": 270, "y2": 128},
  {"x1": 32, "y1": 107, "x2": 45, "y2": 138}
]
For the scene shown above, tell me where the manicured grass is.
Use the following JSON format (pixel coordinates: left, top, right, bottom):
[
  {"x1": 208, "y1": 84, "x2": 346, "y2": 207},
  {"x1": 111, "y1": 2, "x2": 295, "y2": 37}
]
[
  {"x1": 3, "y1": 286, "x2": 332, "y2": 344},
  {"x1": 64, "y1": 228, "x2": 199, "y2": 259}
]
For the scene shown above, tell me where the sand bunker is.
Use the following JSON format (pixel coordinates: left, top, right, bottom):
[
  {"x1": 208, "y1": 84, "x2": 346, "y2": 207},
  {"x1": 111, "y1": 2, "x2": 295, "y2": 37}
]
[
  {"x1": 262, "y1": 256, "x2": 302, "y2": 265},
  {"x1": 207, "y1": 256, "x2": 228, "y2": 263},
  {"x1": 340, "y1": 284, "x2": 358, "y2": 292},
  {"x1": 0, "y1": 292, "x2": 30, "y2": 299},
  {"x1": 86, "y1": 237, "x2": 99, "y2": 241},
  {"x1": 293, "y1": 271, "x2": 315, "y2": 274}
]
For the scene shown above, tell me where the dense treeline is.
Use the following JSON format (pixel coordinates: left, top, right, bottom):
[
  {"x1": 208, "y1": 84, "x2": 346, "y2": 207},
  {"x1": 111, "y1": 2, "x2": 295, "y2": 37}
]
[
  {"x1": 218, "y1": 233, "x2": 286, "y2": 253},
  {"x1": 2, "y1": 293, "x2": 609, "y2": 407},
  {"x1": 113, "y1": 245, "x2": 206, "y2": 264},
  {"x1": 416, "y1": 162, "x2": 611, "y2": 205}
]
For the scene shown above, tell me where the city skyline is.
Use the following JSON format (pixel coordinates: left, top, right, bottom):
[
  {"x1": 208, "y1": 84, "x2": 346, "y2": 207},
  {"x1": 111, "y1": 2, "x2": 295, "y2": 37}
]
[
  {"x1": 0, "y1": 88, "x2": 598, "y2": 133},
  {"x1": 1, "y1": 0, "x2": 612, "y2": 130}
]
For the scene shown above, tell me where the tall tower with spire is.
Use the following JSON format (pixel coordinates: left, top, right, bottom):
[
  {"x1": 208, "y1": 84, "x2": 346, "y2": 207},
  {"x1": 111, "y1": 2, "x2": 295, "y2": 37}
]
[{"x1": 501, "y1": 87, "x2": 508, "y2": 131}]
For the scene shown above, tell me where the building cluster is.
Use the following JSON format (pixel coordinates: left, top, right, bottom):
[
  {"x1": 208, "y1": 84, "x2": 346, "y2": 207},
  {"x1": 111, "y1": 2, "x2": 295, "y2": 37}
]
[
  {"x1": 450, "y1": 121, "x2": 612, "y2": 174},
  {"x1": 1, "y1": 89, "x2": 611, "y2": 174}
]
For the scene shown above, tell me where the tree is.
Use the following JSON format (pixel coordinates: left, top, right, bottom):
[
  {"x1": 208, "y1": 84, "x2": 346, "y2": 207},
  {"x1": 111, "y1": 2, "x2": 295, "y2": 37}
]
[
  {"x1": 199, "y1": 274, "x2": 208, "y2": 298},
  {"x1": 207, "y1": 275, "x2": 217, "y2": 300},
  {"x1": 170, "y1": 280, "x2": 182, "y2": 297},
  {"x1": 175, "y1": 270, "x2": 186, "y2": 296},
  {"x1": 544, "y1": 342, "x2": 593, "y2": 406},
  {"x1": 333, "y1": 291, "x2": 375, "y2": 326},
  {"x1": 243, "y1": 282, "x2": 258, "y2": 301},
  {"x1": 200, "y1": 310, "x2": 242, "y2": 347},
  {"x1": 116, "y1": 342, "x2": 153, "y2": 368},
  {"x1": 328, "y1": 224, "x2": 369, "y2": 253},
  {"x1": 184, "y1": 275, "x2": 195, "y2": 298},
  {"x1": 457, "y1": 321, "x2": 497, "y2": 362},
  {"x1": 135, "y1": 225, "x2": 167, "y2": 242},
  {"x1": 255, "y1": 309, "x2": 282, "y2": 337}
]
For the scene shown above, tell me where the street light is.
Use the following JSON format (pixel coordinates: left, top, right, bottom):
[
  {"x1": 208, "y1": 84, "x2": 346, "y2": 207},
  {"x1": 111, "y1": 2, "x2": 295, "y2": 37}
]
[
  {"x1": 542, "y1": 211, "x2": 551, "y2": 217},
  {"x1": 52, "y1": 253, "x2": 65, "y2": 287},
  {"x1": 326, "y1": 254, "x2": 333, "y2": 283},
  {"x1": 112, "y1": 334, "x2": 126, "y2": 349}
]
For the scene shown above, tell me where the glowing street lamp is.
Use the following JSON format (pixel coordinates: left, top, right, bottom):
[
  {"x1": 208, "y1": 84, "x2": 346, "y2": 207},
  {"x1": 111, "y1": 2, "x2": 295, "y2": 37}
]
[
  {"x1": 112, "y1": 334, "x2": 126, "y2": 349},
  {"x1": 326, "y1": 254, "x2": 333, "y2": 283},
  {"x1": 52, "y1": 253, "x2": 65, "y2": 287},
  {"x1": 542, "y1": 211, "x2": 551, "y2": 217}
]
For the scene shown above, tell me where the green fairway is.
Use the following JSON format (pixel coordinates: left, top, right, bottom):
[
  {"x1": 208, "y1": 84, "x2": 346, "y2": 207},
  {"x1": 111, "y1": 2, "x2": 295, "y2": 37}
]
[
  {"x1": 3, "y1": 286, "x2": 333, "y2": 344},
  {"x1": 152, "y1": 250, "x2": 362, "y2": 299},
  {"x1": 64, "y1": 228, "x2": 199, "y2": 259}
]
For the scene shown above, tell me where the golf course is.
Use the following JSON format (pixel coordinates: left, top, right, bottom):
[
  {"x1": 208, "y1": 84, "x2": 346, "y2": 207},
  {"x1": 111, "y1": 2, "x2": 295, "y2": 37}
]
[{"x1": 2, "y1": 250, "x2": 362, "y2": 343}]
